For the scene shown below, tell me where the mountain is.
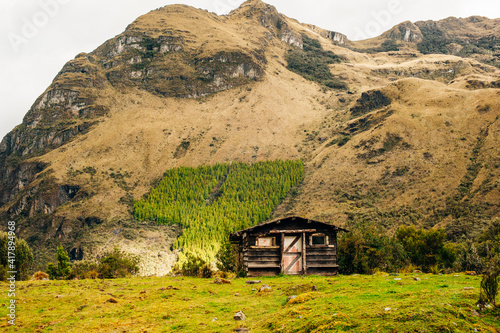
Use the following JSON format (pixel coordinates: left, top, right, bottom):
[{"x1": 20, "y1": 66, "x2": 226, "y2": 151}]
[
  {"x1": 353, "y1": 16, "x2": 500, "y2": 68},
  {"x1": 1, "y1": 0, "x2": 499, "y2": 273}
]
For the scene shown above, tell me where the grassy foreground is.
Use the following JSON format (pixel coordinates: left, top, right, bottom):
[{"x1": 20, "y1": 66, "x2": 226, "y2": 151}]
[{"x1": 1, "y1": 274, "x2": 498, "y2": 332}]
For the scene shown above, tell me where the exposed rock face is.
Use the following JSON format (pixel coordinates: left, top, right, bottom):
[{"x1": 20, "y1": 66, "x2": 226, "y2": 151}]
[
  {"x1": 230, "y1": 0, "x2": 304, "y2": 48},
  {"x1": 383, "y1": 21, "x2": 423, "y2": 42},
  {"x1": 304, "y1": 24, "x2": 349, "y2": 45},
  {"x1": 6, "y1": 178, "x2": 80, "y2": 218},
  {"x1": 0, "y1": 161, "x2": 47, "y2": 207},
  {"x1": 279, "y1": 28, "x2": 303, "y2": 48}
]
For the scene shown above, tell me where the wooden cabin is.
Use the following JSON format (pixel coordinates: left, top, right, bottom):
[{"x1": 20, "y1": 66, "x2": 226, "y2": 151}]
[{"x1": 230, "y1": 216, "x2": 348, "y2": 276}]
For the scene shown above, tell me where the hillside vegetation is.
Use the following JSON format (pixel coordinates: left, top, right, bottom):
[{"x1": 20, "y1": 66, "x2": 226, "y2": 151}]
[{"x1": 134, "y1": 160, "x2": 304, "y2": 263}]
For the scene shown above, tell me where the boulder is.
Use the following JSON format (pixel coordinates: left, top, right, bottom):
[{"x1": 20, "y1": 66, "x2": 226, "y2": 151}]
[
  {"x1": 234, "y1": 311, "x2": 246, "y2": 321},
  {"x1": 259, "y1": 284, "x2": 272, "y2": 292}
]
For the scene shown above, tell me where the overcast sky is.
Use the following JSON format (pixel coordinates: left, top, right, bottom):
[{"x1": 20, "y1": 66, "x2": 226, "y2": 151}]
[{"x1": 1, "y1": 0, "x2": 499, "y2": 140}]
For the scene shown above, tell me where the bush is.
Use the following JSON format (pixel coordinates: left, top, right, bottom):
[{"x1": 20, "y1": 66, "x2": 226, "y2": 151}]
[
  {"x1": 338, "y1": 229, "x2": 408, "y2": 275},
  {"x1": 0, "y1": 232, "x2": 34, "y2": 281},
  {"x1": 98, "y1": 247, "x2": 139, "y2": 279},
  {"x1": 70, "y1": 260, "x2": 99, "y2": 279},
  {"x1": 32, "y1": 271, "x2": 49, "y2": 280},
  {"x1": 286, "y1": 34, "x2": 347, "y2": 90},
  {"x1": 46, "y1": 245, "x2": 72, "y2": 280},
  {"x1": 216, "y1": 237, "x2": 243, "y2": 275},
  {"x1": 396, "y1": 226, "x2": 456, "y2": 272},
  {"x1": 478, "y1": 263, "x2": 499, "y2": 308},
  {"x1": 453, "y1": 240, "x2": 482, "y2": 272},
  {"x1": 173, "y1": 253, "x2": 213, "y2": 278}
]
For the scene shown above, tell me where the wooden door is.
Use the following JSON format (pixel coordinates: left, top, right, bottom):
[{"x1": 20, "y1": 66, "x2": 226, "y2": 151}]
[{"x1": 283, "y1": 235, "x2": 302, "y2": 274}]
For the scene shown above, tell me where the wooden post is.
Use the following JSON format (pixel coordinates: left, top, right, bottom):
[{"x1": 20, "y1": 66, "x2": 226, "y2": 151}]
[
  {"x1": 242, "y1": 232, "x2": 248, "y2": 274},
  {"x1": 302, "y1": 232, "x2": 307, "y2": 275},
  {"x1": 280, "y1": 233, "x2": 285, "y2": 274}
]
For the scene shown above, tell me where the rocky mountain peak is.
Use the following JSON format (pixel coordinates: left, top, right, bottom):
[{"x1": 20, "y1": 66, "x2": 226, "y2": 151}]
[{"x1": 382, "y1": 21, "x2": 423, "y2": 42}]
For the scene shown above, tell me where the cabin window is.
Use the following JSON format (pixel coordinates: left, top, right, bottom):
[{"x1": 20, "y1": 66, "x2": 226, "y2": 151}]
[
  {"x1": 310, "y1": 233, "x2": 327, "y2": 246},
  {"x1": 256, "y1": 237, "x2": 276, "y2": 247}
]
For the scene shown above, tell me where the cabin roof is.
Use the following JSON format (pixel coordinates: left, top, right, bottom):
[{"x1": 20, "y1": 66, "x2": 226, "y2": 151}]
[{"x1": 231, "y1": 216, "x2": 348, "y2": 239}]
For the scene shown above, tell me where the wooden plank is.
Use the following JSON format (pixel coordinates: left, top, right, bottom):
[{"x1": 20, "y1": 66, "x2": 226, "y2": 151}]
[
  {"x1": 280, "y1": 233, "x2": 284, "y2": 274},
  {"x1": 284, "y1": 253, "x2": 301, "y2": 273},
  {"x1": 248, "y1": 247, "x2": 281, "y2": 252},
  {"x1": 249, "y1": 246, "x2": 280, "y2": 249},
  {"x1": 248, "y1": 250, "x2": 280, "y2": 256},
  {"x1": 249, "y1": 250, "x2": 280, "y2": 255},
  {"x1": 248, "y1": 256, "x2": 280, "y2": 261},
  {"x1": 269, "y1": 229, "x2": 316, "y2": 234},
  {"x1": 248, "y1": 259, "x2": 280, "y2": 264},
  {"x1": 307, "y1": 263, "x2": 339, "y2": 268},
  {"x1": 284, "y1": 235, "x2": 300, "y2": 253},
  {"x1": 247, "y1": 263, "x2": 280, "y2": 268},
  {"x1": 306, "y1": 260, "x2": 336, "y2": 265},
  {"x1": 305, "y1": 245, "x2": 336, "y2": 249},
  {"x1": 306, "y1": 244, "x2": 336, "y2": 249},
  {"x1": 302, "y1": 232, "x2": 307, "y2": 275},
  {"x1": 305, "y1": 249, "x2": 337, "y2": 256},
  {"x1": 307, "y1": 255, "x2": 337, "y2": 261}
]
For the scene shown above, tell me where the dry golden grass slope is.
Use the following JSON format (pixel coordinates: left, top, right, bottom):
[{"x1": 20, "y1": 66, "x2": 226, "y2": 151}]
[{"x1": 0, "y1": 0, "x2": 499, "y2": 270}]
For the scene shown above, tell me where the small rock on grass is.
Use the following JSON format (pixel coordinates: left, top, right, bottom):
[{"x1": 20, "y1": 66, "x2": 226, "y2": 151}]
[
  {"x1": 286, "y1": 295, "x2": 297, "y2": 303},
  {"x1": 245, "y1": 280, "x2": 262, "y2": 284},
  {"x1": 214, "y1": 278, "x2": 231, "y2": 284},
  {"x1": 311, "y1": 285, "x2": 318, "y2": 291},
  {"x1": 259, "y1": 284, "x2": 272, "y2": 292},
  {"x1": 235, "y1": 328, "x2": 249, "y2": 333},
  {"x1": 234, "y1": 311, "x2": 246, "y2": 321},
  {"x1": 413, "y1": 277, "x2": 421, "y2": 281},
  {"x1": 384, "y1": 307, "x2": 391, "y2": 312},
  {"x1": 463, "y1": 287, "x2": 474, "y2": 290}
]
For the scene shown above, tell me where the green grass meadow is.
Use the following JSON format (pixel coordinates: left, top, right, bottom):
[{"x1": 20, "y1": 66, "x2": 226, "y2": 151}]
[{"x1": 1, "y1": 273, "x2": 499, "y2": 332}]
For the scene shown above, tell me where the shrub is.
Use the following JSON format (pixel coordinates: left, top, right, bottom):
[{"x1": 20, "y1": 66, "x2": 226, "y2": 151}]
[
  {"x1": 88, "y1": 270, "x2": 99, "y2": 279},
  {"x1": 216, "y1": 237, "x2": 243, "y2": 275},
  {"x1": 174, "y1": 253, "x2": 213, "y2": 278},
  {"x1": 32, "y1": 271, "x2": 49, "y2": 280},
  {"x1": 453, "y1": 240, "x2": 482, "y2": 272},
  {"x1": 396, "y1": 226, "x2": 455, "y2": 272},
  {"x1": 46, "y1": 245, "x2": 72, "y2": 280},
  {"x1": 70, "y1": 260, "x2": 99, "y2": 279},
  {"x1": 338, "y1": 229, "x2": 408, "y2": 274},
  {"x1": 286, "y1": 34, "x2": 347, "y2": 90},
  {"x1": 478, "y1": 265, "x2": 499, "y2": 308},
  {"x1": 0, "y1": 232, "x2": 34, "y2": 281},
  {"x1": 429, "y1": 264, "x2": 444, "y2": 275},
  {"x1": 98, "y1": 247, "x2": 139, "y2": 279}
]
